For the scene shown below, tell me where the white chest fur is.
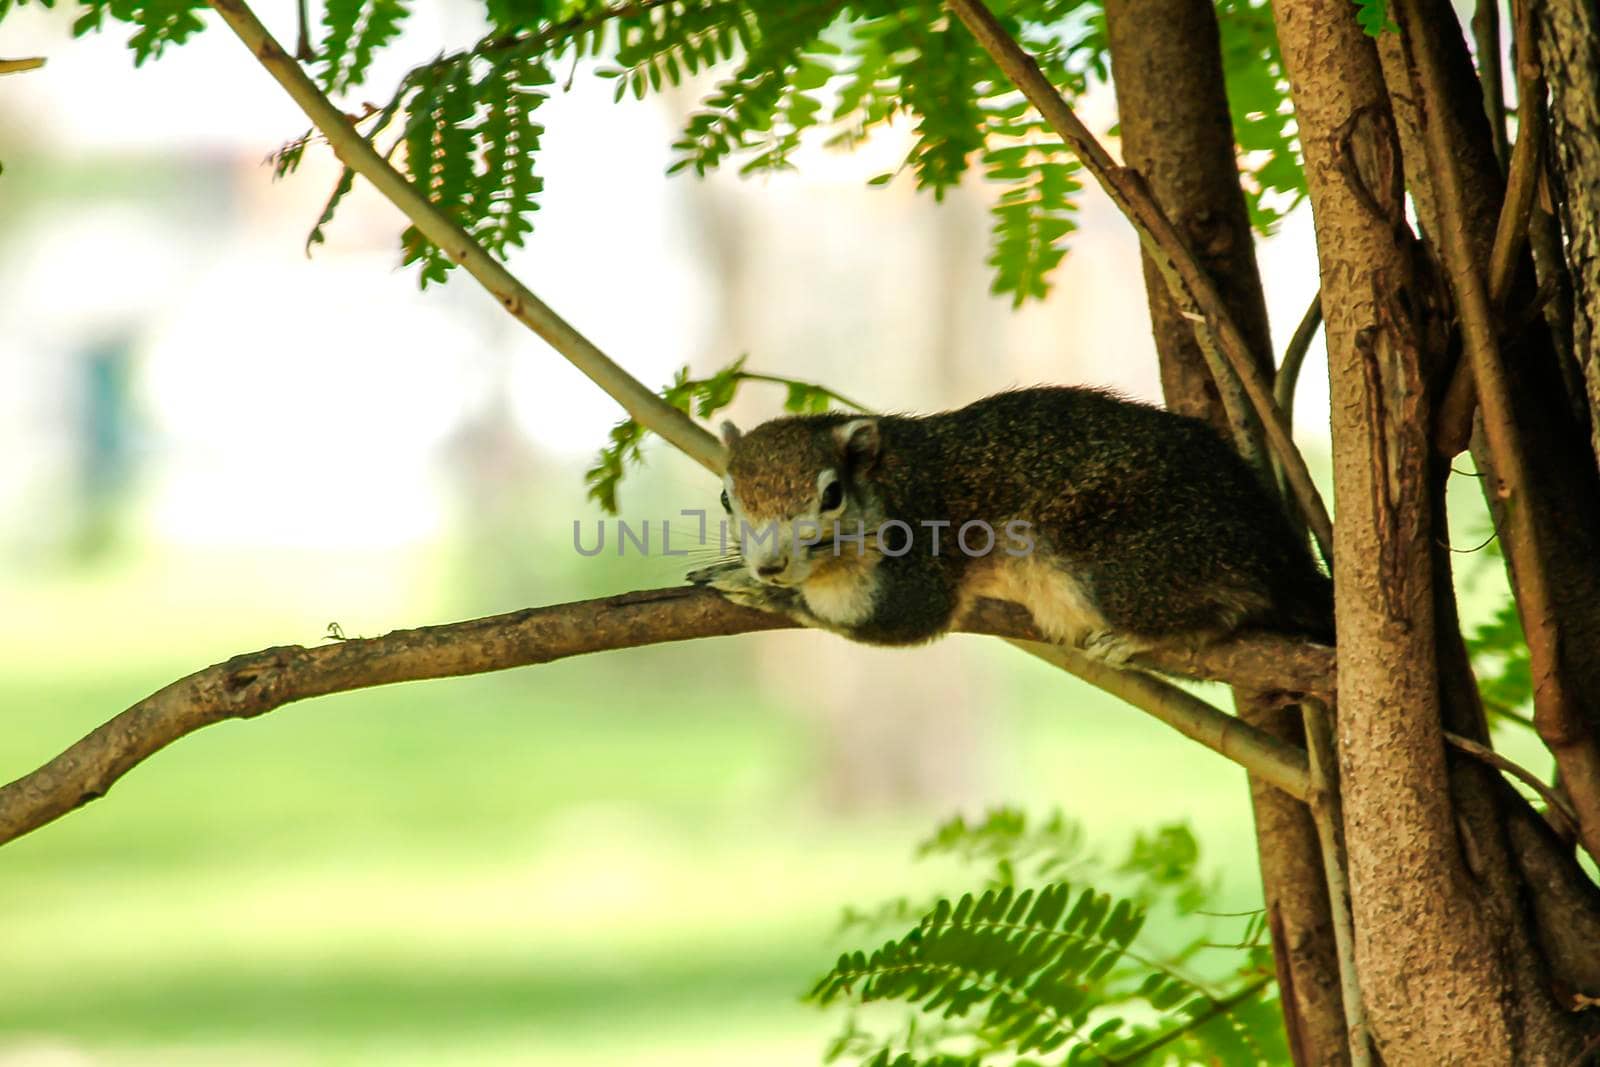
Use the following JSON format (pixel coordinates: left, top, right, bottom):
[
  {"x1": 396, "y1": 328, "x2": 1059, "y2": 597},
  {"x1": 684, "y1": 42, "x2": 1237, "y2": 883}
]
[{"x1": 800, "y1": 561, "x2": 879, "y2": 627}]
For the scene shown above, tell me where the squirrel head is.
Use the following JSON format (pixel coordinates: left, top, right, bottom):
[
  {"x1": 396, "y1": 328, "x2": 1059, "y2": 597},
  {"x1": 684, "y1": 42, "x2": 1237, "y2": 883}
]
[{"x1": 718, "y1": 415, "x2": 884, "y2": 587}]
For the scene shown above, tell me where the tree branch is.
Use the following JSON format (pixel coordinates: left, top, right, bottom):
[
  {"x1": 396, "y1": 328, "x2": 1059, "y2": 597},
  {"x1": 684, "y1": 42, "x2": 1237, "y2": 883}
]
[
  {"x1": 205, "y1": 0, "x2": 726, "y2": 475},
  {"x1": 1276, "y1": 289, "x2": 1324, "y2": 435},
  {"x1": 469, "y1": 0, "x2": 678, "y2": 62},
  {"x1": 946, "y1": 0, "x2": 1334, "y2": 565},
  {"x1": 1016, "y1": 640, "x2": 1311, "y2": 800},
  {"x1": 1434, "y1": 0, "x2": 1548, "y2": 457},
  {"x1": 1472, "y1": 0, "x2": 1510, "y2": 169},
  {"x1": 1445, "y1": 731, "x2": 1581, "y2": 836},
  {"x1": 0, "y1": 586, "x2": 1334, "y2": 848},
  {"x1": 140, "y1": 0, "x2": 1340, "y2": 860},
  {"x1": 1302, "y1": 699, "x2": 1373, "y2": 1067}
]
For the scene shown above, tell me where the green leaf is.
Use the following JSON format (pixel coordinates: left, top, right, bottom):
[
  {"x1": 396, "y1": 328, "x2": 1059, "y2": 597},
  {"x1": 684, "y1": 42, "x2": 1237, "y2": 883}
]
[
  {"x1": 1353, "y1": 0, "x2": 1398, "y2": 36},
  {"x1": 305, "y1": 166, "x2": 356, "y2": 253},
  {"x1": 814, "y1": 812, "x2": 1286, "y2": 1066},
  {"x1": 584, "y1": 357, "x2": 864, "y2": 512},
  {"x1": 67, "y1": 0, "x2": 207, "y2": 63},
  {"x1": 1217, "y1": 0, "x2": 1306, "y2": 235},
  {"x1": 984, "y1": 144, "x2": 1081, "y2": 305}
]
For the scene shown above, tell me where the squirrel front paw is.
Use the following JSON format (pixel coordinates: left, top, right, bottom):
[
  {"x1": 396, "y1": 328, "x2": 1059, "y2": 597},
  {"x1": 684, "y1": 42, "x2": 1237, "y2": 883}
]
[
  {"x1": 688, "y1": 561, "x2": 801, "y2": 616},
  {"x1": 686, "y1": 559, "x2": 745, "y2": 585}
]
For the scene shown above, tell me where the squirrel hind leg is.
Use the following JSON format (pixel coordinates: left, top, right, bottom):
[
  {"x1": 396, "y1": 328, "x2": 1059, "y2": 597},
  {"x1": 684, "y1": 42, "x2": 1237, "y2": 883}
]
[
  {"x1": 1074, "y1": 629, "x2": 1155, "y2": 667},
  {"x1": 966, "y1": 556, "x2": 1156, "y2": 664}
]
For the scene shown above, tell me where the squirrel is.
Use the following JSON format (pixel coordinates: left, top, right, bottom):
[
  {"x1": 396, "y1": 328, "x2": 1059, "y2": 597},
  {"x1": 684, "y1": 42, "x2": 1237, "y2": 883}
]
[{"x1": 688, "y1": 386, "x2": 1333, "y2": 662}]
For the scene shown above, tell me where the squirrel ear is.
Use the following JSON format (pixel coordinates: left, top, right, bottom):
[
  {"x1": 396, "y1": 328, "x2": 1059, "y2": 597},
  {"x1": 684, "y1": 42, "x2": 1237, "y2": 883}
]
[
  {"x1": 719, "y1": 420, "x2": 742, "y2": 448},
  {"x1": 833, "y1": 418, "x2": 880, "y2": 467}
]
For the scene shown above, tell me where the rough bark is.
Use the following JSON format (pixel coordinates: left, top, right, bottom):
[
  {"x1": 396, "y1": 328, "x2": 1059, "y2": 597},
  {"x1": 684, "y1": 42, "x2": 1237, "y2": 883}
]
[
  {"x1": 1272, "y1": 0, "x2": 1546, "y2": 1059},
  {"x1": 1539, "y1": 0, "x2": 1600, "y2": 475},
  {"x1": 1379, "y1": 0, "x2": 1600, "y2": 861},
  {"x1": 1431, "y1": 492, "x2": 1600, "y2": 1029},
  {"x1": 1238, "y1": 695, "x2": 1348, "y2": 1067},
  {"x1": 1103, "y1": 4, "x2": 1347, "y2": 1061}
]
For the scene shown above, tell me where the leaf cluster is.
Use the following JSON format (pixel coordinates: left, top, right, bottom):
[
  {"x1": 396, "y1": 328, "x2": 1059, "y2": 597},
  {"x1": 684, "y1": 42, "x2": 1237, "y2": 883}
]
[
  {"x1": 397, "y1": 48, "x2": 553, "y2": 282},
  {"x1": 1352, "y1": 0, "x2": 1397, "y2": 37},
  {"x1": 2, "y1": 0, "x2": 205, "y2": 64},
  {"x1": 1465, "y1": 600, "x2": 1535, "y2": 726},
  {"x1": 1215, "y1": 0, "x2": 1305, "y2": 232},
  {"x1": 583, "y1": 354, "x2": 869, "y2": 512},
  {"x1": 1456, "y1": 517, "x2": 1536, "y2": 730},
  {"x1": 814, "y1": 883, "x2": 1280, "y2": 1066},
  {"x1": 17, "y1": 0, "x2": 1308, "y2": 305},
  {"x1": 815, "y1": 809, "x2": 1284, "y2": 1067}
]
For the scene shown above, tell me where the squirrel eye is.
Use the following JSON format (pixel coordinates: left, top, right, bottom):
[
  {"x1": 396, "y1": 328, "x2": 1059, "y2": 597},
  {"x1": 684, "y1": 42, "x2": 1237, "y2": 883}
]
[
  {"x1": 820, "y1": 480, "x2": 844, "y2": 512},
  {"x1": 719, "y1": 489, "x2": 731, "y2": 513}
]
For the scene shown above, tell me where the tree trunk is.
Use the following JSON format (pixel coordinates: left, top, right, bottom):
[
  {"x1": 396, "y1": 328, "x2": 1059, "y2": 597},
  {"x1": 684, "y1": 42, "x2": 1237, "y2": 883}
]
[
  {"x1": 1102, "y1": 4, "x2": 1348, "y2": 1062},
  {"x1": 1376, "y1": 0, "x2": 1600, "y2": 772},
  {"x1": 1271, "y1": 0, "x2": 1589, "y2": 1059},
  {"x1": 1103, "y1": 0, "x2": 1274, "y2": 427},
  {"x1": 1540, "y1": 0, "x2": 1600, "y2": 474}
]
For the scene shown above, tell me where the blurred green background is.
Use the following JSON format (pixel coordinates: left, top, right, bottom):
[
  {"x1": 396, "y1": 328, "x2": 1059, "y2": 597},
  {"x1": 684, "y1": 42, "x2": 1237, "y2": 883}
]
[
  {"x1": 2, "y1": 537, "x2": 1284, "y2": 1065},
  {"x1": 0, "y1": 3, "x2": 1526, "y2": 1064}
]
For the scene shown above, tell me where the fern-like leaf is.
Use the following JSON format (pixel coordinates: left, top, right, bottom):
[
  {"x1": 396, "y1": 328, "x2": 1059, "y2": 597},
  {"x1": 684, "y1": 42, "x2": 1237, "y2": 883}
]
[
  {"x1": 473, "y1": 55, "x2": 552, "y2": 256},
  {"x1": 814, "y1": 868, "x2": 1283, "y2": 1067},
  {"x1": 70, "y1": 0, "x2": 207, "y2": 64},
  {"x1": 584, "y1": 357, "x2": 866, "y2": 511},
  {"x1": 667, "y1": 0, "x2": 846, "y2": 177},
  {"x1": 320, "y1": 0, "x2": 410, "y2": 94},
  {"x1": 898, "y1": 23, "x2": 990, "y2": 199},
  {"x1": 983, "y1": 137, "x2": 1081, "y2": 305},
  {"x1": 1216, "y1": 0, "x2": 1306, "y2": 234},
  {"x1": 811, "y1": 884, "x2": 1147, "y2": 1056},
  {"x1": 306, "y1": 166, "x2": 356, "y2": 253}
]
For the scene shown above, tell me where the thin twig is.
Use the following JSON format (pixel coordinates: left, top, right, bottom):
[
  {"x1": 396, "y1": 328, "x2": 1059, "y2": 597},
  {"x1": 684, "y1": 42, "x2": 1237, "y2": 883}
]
[
  {"x1": 1274, "y1": 290, "x2": 1324, "y2": 523},
  {"x1": 0, "y1": 587, "x2": 1331, "y2": 847},
  {"x1": 0, "y1": 57, "x2": 46, "y2": 75},
  {"x1": 1472, "y1": 0, "x2": 1510, "y2": 169},
  {"x1": 206, "y1": 0, "x2": 726, "y2": 475},
  {"x1": 474, "y1": 0, "x2": 678, "y2": 61},
  {"x1": 1395, "y1": 0, "x2": 1600, "y2": 865},
  {"x1": 945, "y1": 0, "x2": 1333, "y2": 566},
  {"x1": 1101, "y1": 975, "x2": 1276, "y2": 1066},
  {"x1": 736, "y1": 372, "x2": 873, "y2": 412},
  {"x1": 1275, "y1": 290, "x2": 1324, "y2": 435},
  {"x1": 1013, "y1": 640, "x2": 1312, "y2": 801},
  {"x1": 1443, "y1": 730, "x2": 1581, "y2": 836},
  {"x1": 1302, "y1": 699, "x2": 1373, "y2": 1067},
  {"x1": 294, "y1": 0, "x2": 313, "y2": 61},
  {"x1": 1434, "y1": 0, "x2": 1546, "y2": 457}
]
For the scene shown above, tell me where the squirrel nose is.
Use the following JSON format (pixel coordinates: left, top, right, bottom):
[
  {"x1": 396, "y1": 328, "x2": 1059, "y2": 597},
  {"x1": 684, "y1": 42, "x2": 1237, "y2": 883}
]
[{"x1": 757, "y1": 561, "x2": 786, "y2": 578}]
